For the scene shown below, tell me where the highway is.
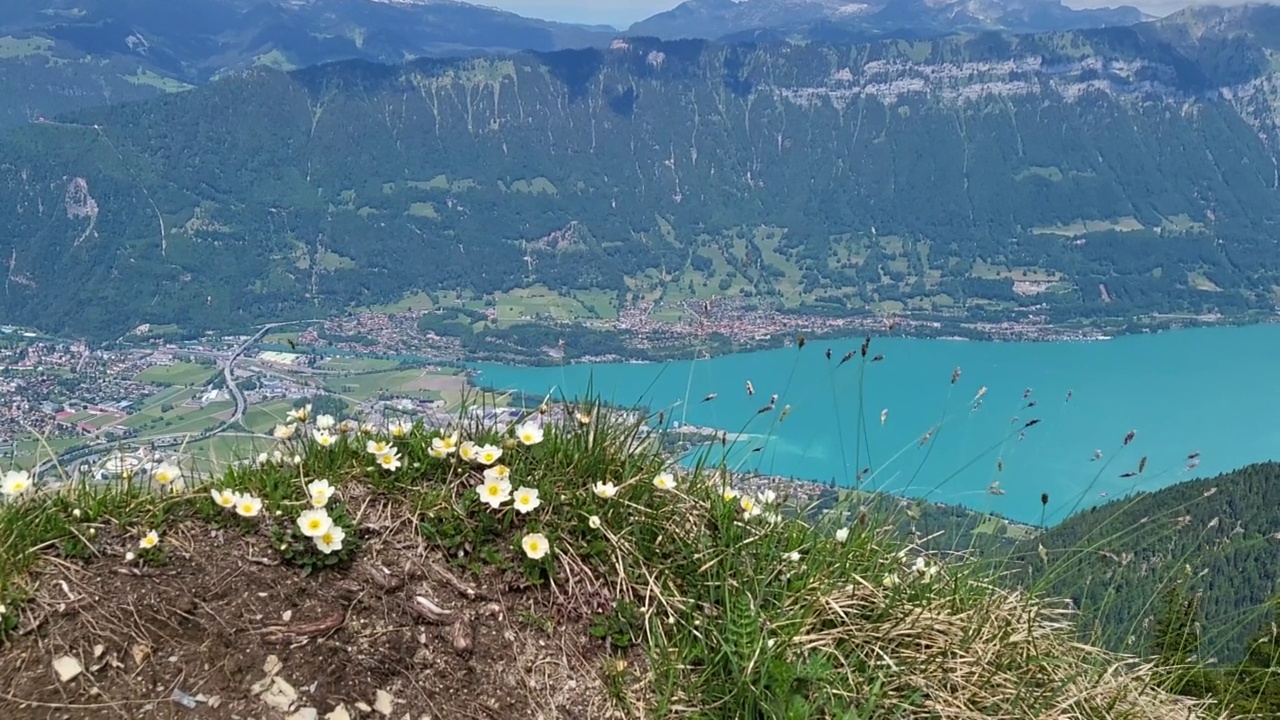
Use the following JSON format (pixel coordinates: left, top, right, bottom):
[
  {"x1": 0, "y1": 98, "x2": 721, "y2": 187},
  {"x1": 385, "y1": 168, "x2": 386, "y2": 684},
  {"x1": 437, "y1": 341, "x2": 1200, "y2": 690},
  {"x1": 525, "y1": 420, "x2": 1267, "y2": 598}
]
[{"x1": 36, "y1": 320, "x2": 314, "y2": 479}]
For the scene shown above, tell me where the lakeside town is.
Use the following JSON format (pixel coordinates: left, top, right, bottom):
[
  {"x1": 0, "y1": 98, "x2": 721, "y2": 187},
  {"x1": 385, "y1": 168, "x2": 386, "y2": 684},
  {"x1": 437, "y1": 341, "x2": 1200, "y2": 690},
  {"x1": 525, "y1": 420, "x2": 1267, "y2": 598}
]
[
  {"x1": 0, "y1": 312, "x2": 851, "y2": 497},
  {"x1": 288, "y1": 294, "x2": 1120, "y2": 363}
]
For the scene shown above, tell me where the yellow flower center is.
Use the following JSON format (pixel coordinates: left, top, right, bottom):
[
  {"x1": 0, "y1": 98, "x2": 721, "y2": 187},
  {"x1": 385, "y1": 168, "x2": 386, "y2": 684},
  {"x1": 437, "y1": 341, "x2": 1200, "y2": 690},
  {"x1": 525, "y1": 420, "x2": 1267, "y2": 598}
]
[
  {"x1": 308, "y1": 519, "x2": 322, "y2": 531},
  {"x1": 487, "y1": 485, "x2": 500, "y2": 497},
  {"x1": 321, "y1": 532, "x2": 335, "y2": 544},
  {"x1": 529, "y1": 541, "x2": 541, "y2": 552},
  {"x1": 240, "y1": 503, "x2": 254, "y2": 513}
]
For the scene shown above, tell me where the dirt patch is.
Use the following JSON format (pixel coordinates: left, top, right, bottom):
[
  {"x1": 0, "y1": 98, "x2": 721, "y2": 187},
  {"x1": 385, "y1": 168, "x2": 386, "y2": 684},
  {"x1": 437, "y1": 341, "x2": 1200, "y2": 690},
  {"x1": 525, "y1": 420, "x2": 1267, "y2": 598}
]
[
  {"x1": 401, "y1": 372, "x2": 466, "y2": 394},
  {"x1": 0, "y1": 501, "x2": 637, "y2": 720}
]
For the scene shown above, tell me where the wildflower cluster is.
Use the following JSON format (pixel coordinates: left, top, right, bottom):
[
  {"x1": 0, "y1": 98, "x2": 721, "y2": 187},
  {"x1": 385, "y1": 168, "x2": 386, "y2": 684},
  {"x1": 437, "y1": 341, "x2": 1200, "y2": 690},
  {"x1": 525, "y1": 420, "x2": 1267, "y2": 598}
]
[{"x1": 427, "y1": 420, "x2": 552, "y2": 562}]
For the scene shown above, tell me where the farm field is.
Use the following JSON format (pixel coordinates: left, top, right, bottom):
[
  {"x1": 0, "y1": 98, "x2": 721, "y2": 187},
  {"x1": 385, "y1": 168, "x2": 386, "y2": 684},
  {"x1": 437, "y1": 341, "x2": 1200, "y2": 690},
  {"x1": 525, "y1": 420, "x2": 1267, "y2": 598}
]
[
  {"x1": 135, "y1": 362, "x2": 216, "y2": 386},
  {"x1": 315, "y1": 357, "x2": 401, "y2": 373},
  {"x1": 323, "y1": 368, "x2": 466, "y2": 404}
]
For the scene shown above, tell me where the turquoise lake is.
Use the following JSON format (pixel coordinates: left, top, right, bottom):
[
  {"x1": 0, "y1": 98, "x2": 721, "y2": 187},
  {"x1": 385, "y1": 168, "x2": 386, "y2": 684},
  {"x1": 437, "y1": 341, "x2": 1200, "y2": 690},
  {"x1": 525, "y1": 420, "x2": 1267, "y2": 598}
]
[{"x1": 472, "y1": 324, "x2": 1280, "y2": 526}]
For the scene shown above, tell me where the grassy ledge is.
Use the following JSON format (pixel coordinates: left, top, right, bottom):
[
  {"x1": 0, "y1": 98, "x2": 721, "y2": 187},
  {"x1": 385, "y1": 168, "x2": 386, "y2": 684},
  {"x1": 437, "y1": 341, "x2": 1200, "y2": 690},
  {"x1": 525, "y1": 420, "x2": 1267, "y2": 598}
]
[{"x1": 0, "y1": 397, "x2": 1228, "y2": 719}]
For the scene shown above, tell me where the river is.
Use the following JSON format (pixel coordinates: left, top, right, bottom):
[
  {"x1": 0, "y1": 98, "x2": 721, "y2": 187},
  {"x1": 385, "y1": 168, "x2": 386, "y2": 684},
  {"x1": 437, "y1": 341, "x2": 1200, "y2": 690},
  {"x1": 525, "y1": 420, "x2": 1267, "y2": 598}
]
[{"x1": 472, "y1": 324, "x2": 1280, "y2": 525}]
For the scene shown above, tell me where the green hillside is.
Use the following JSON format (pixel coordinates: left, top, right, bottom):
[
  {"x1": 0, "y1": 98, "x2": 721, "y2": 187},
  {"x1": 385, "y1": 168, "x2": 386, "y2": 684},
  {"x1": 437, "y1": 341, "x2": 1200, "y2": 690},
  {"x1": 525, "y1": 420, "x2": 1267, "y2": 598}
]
[
  {"x1": 1015, "y1": 462, "x2": 1280, "y2": 664},
  {"x1": 5, "y1": 25, "x2": 1280, "y2": 340}
]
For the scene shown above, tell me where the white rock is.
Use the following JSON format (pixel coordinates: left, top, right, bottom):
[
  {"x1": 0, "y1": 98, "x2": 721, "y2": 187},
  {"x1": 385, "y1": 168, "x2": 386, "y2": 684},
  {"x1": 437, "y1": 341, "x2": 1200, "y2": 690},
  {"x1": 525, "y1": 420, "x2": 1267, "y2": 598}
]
[
  {"x1": 373, "y1": 689, "x2": 394, "y2": 716},
  {"x1": 52, "y1": 655, "x2": 83, "y2": 682},
  {"x1": 263, "y1": 654, "x2": 283, "y2": 676},
  {"x1": 325, "y1": 705, "x2": 352, "y2": 720},
  {"x1": 287, "y1": 708, "x2": 318, "y2": 720},
  {"x1": 260, "y1": 676, "x2": 298, "y2": 712}
]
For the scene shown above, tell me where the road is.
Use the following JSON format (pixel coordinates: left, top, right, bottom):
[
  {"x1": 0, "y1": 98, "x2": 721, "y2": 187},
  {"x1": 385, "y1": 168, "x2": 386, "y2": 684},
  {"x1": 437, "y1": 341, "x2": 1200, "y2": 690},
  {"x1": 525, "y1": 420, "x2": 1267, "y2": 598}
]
[{"x1": 37, "y1": 320, "x2": 316, "y2": 479}]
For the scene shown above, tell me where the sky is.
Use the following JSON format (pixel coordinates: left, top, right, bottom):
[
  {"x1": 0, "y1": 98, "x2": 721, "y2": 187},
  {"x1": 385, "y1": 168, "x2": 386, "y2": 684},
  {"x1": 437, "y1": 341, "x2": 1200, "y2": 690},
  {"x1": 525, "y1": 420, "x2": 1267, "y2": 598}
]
[{"x1": 481, "y1": 0, "x2": 1255, "y2": 29}]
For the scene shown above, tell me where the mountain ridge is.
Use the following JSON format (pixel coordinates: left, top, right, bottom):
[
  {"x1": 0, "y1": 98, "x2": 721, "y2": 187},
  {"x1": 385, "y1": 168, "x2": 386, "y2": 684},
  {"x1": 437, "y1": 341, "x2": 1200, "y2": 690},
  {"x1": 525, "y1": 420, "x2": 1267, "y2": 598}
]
[
  {"x1": 628, "y1": 0, "x2": 1152, "y2": 41},
  {"x1": 4, "y1": 15, "x2": 1280, "y2": 342}
]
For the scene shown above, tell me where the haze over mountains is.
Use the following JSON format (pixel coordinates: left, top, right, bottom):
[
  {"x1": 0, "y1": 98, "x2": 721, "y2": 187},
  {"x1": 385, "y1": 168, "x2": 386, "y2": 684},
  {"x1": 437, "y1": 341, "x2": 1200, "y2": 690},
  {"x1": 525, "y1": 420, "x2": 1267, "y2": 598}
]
[{"x1": 3, "y1": 4, "x2": 1280, "y2": 341}]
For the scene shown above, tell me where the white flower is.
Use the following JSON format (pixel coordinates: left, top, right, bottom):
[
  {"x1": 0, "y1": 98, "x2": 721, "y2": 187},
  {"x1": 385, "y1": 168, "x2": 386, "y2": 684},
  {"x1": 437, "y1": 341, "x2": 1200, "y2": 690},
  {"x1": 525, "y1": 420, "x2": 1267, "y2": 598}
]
[
  {"x1": 515, "y1": 421, "x2": 544, "y2": 446},
  {"x1": 312, "y1": 429, "x2": 337, "y2": 448},
  {"x1": 376, "y1": 449, "x2": 402, "y2": 472},
  {"x1": 256, "y1": 452, "x2": 270, "y2": 465},
  {"x1": 653, "y1": 472, "x2": 676, "y2": 491},
  {"x1": 388, "y1": 418, "x2": 413, "y2": 438},
  {"x1": 911, "y1": 556, "x2": 939, "y2": 582},
  {"x1": 273, "y1": 423, "x2": 296, "y2": 440},
  {"x1": 458, "y1": 440, "x2": 478, "y2": 462},
  {"x1": 139, "y1": 530, "x2": 160, "y2": 549},
  {"x1": 124, "y1": 551, "x2": 136, "y2": 562},
  {"x1": 588, "y1": 515, "x2": 601, "y2": 529},
  {"x1": 882, "y1": 573, "x2": 899, "y2": 588},
  {"x1": 307, "y1": 479, "x2": 335, "y2": 508},
  {"x1": 475, "y1": 444, "x2": 503, "y2": 466},
  {"x1": 477, "y1": 477, "x2": 512, "y2": 509},
  {"x1": 314, "y1": 525, "x2": 346, "y2": 554},
  {"x1": 366, "y1": 439, "x2": 393, "y2": 456},
  {"x1": 483, "y1": 465, "x2": 510, "y2": 483},
  {"x1": 287, "y1": 403, "x2": 312, "y2": 423},
  {"x1": 427, "y1": 445, "x2": 449, "y2": 459},
  {"x1": 593, "y1": 481, "x2": 617, "y2": 499},
  {"x1": 359, "y1": 422, "x2": 377, "y2": 435},
  {"x1": 759, "y1": 489, "x2": 777, "y2": 505},
  {"x1": 521, "y1": 532, "x2": 550, "y2": 560},
  {"x1": 290, "y1": 454, "x2": 302, "y2": 466},
  {"x1": 739, "y1": 495, "x2": 762, "y2": 518},
  {"x1": 152, "y1": 462, "x2": 181, "y2": 485},
  {"x1": 297, "y1": 508, "x2": 333, "y2": 538},
  {"x1": 315, "y1": 414, "x2": 336, "y2": 430},
  {"x1": 337, "y1": 419, "x2": 358, "y2": 434},
  {"x1": 235, "y1": 494, "x2": 263, "y2": 517},
  {"x1": 511, "y1": 487, "x2": 542, "y2": 514},
  {"x1": 835, "y1": 527, "x2": 850, "y2": 543},
  {"x1": 432, "y1": 432, "x2": 459, "y2": 455},
  {"x1": 722, "y1": 487, "x2": 739, "y2": 502},
  {"x1": 784, "y1": 550, "x2": 800, "y2": 563},
  {"x1": 210, "y1": 488, "x2": 237, "y2": 508},
  {"x1": 2, "y1": 469, "x2": 32, "y2": 496}
]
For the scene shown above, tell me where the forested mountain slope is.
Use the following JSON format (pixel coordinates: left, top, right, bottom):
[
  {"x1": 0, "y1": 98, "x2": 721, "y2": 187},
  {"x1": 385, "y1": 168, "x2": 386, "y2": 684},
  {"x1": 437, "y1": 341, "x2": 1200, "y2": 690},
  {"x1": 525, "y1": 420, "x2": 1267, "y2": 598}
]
[
  {"x1": 4, "y1": 16, "x2": 1280, "y2": 340},
  {"x1": 1018, "y1": 462, "x2": 1280, "y2": 662}
]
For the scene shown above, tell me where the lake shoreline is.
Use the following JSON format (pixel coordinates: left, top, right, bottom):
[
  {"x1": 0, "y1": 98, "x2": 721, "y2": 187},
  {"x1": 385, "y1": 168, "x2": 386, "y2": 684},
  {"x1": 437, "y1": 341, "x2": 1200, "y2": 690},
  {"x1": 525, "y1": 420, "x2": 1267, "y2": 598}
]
[{"x1": 472, "y1": 309, "x2": 1279, "y2": 368}]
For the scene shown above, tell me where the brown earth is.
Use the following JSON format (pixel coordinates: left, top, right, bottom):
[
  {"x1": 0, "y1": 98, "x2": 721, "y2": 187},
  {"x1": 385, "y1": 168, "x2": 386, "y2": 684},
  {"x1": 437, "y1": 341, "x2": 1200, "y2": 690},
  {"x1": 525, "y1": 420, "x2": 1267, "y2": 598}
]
[{"x1": 0, "y1": 498, "x2": 642, "y2": 720}]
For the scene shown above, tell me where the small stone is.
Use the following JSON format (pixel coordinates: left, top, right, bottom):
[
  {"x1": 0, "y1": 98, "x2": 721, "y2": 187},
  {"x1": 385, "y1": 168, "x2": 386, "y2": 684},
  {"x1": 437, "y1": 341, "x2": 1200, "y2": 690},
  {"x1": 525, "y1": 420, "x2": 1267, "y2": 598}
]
[
  {"x1": 373, "y1": 689, "x2": 394, "y2": 716},
  {"x1": 263, "y1": 655, "x2": 283, "y2": 676},
  {"x1": 282, "y1": 610, "x2": 293, "y2": 622},
  {"x1": 52, "y1": 655, "x2": 83, "y2": 682},
  {"x1": 130, "y1": 643, "x2": 151, "y2": 667},
  {"x1": 261, "y1": 676, "x2": 298, "y2": 712},
  {"x1": 207, "y1": 696, "x2": 223, "y2": 709},
  {"x1": 92, "y1": 644, "x2": 105, "y2": 659},
  {"x1": 325, "y1": 705, "x2": 352, "y2": 720},
  {"x1": 287, "y1": 708, "x2": 318, "y2": 720},
  {"x1": 355, "y1": 702, "x2": 372, "y2": 712}
]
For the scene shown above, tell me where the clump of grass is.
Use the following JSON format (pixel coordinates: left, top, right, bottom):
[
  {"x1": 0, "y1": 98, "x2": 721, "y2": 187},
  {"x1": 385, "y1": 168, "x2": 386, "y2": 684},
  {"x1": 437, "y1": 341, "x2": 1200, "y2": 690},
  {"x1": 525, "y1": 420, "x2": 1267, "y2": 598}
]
[{"x1": 0, "y1": 393, "x2": 1230, "y2": 719}]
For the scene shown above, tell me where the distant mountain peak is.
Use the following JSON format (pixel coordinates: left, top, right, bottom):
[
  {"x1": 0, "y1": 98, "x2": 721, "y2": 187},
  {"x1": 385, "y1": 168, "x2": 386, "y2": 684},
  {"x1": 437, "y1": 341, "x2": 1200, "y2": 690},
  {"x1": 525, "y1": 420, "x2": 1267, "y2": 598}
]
[{"x1": 629, "y1": 0, "x2": 1149, "y2": 39}]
